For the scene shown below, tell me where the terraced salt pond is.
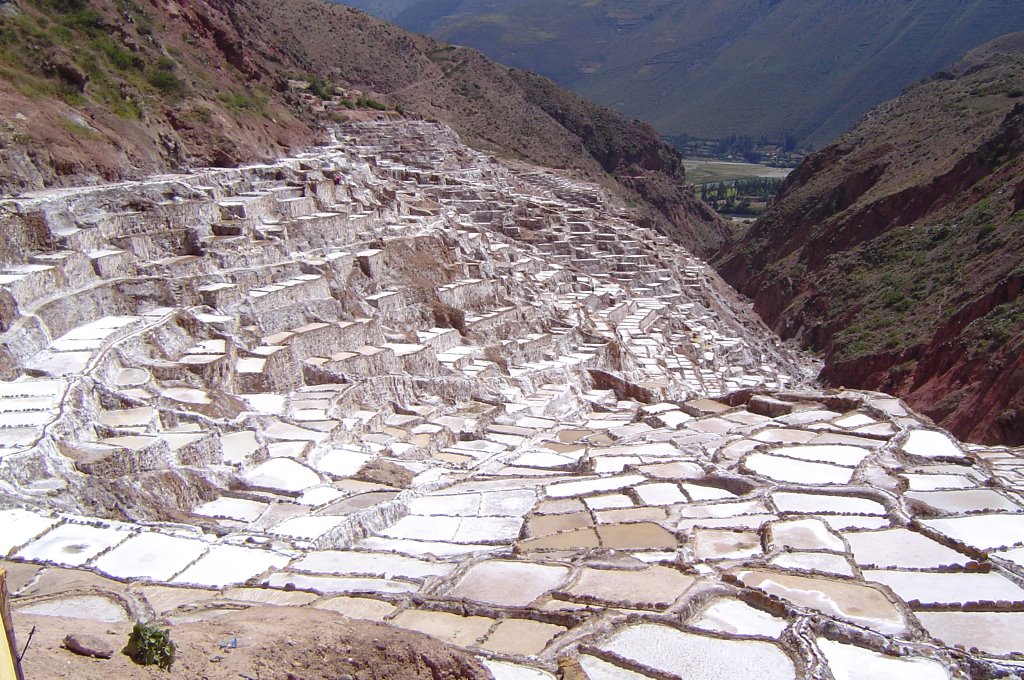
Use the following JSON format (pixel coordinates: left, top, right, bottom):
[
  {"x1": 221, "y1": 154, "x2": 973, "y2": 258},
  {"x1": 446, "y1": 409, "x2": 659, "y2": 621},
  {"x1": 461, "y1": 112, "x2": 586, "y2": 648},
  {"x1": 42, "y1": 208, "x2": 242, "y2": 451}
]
[{"x1": 2, "y1": 121, "x2": 1024, "y2": 678}]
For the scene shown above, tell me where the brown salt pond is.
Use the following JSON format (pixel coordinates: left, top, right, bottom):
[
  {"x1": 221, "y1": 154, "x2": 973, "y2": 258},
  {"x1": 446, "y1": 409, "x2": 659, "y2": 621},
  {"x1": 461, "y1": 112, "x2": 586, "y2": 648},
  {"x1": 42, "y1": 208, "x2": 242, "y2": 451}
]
[
  {"x1": 733, "y1": 569, "x2": 908, "y2": 634},
  {"x1": 559, "y1": 566, "x2": 696, "y2": 609}
]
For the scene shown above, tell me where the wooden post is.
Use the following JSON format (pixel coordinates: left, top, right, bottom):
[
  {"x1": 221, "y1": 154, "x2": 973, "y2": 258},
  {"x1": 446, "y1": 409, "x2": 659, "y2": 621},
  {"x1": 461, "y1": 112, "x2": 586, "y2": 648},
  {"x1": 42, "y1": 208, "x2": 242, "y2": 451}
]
[{"x1": 0, "y1": 569, "x2": 25, "y2": 680}]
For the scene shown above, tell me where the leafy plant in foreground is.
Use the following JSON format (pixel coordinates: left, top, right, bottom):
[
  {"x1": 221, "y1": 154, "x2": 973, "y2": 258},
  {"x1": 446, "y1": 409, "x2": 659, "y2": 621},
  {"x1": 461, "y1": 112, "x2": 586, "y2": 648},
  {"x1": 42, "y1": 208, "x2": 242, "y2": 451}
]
[{"x1": 124, "y1": 621, "x2": 176, "y2": 670}]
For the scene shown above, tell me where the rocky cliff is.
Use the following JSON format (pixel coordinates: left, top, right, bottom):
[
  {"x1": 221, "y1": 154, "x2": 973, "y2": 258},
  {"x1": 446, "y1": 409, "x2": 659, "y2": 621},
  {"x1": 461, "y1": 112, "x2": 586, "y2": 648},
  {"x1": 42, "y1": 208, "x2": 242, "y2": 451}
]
[
  {"x1": 715, "y1": 33, "x2": 1024, "y2": 445},
  {"x1": 0, "y1": 0, "x2": 726, "y2": 253}
]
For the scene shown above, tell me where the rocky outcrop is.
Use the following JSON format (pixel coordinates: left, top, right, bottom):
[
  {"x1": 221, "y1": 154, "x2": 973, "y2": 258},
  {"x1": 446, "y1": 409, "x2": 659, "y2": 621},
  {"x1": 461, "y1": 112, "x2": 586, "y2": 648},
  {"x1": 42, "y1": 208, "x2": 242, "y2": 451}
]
[{"x1": 714, "y1": 33, "x2": 1024, "y2": 445}]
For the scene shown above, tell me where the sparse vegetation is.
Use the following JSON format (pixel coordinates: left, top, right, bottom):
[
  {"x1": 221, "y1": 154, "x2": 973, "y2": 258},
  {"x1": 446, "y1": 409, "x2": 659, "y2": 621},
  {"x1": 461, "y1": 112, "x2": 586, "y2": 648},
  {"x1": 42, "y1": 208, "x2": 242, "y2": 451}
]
[
  {"x1": 124, "y1": 622, "x2": 176, "y2": 671},
  {"x1": 219, "y1": 88, "x2": 269, "y2": 113},
  {"x1": 356, "y1": 95, "x2": 388, "y2": 110},
  {"x1": 306, "y1": 76, "x2": 333, "y2": 99},
  {"x1": 60, "y1": 117, "x2": 101, "y2": 139}
]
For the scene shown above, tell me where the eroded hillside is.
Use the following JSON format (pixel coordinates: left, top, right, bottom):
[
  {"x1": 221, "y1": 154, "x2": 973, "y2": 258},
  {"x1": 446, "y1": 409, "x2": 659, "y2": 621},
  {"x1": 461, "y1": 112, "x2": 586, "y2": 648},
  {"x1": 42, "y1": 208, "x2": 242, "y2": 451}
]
[{"x1": 715, "y1": 34, "x2": 1024, "y2": 445}]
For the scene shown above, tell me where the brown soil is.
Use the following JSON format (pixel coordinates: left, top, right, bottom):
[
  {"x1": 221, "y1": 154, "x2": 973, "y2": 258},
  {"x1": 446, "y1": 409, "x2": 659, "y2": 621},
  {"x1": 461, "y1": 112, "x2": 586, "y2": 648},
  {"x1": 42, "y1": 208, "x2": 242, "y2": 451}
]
[{"x1": 13, "y1": 606, "x2": 492, "y2": 679}]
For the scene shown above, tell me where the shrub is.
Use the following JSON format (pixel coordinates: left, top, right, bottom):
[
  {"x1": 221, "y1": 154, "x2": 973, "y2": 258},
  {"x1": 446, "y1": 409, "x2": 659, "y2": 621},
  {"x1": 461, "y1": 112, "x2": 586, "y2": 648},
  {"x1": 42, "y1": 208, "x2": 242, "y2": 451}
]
[
  {"x1": 356, "y1": 95, "x2": 387, "y2": 111},
  {"x1": 305, "y1": 76, "x2": 332, "y2": 100},
  {"x1": 146, "y1": 67, "x2": 186, "y2": 96},
  {"x1": 124, "y1": 622, "x2": 176, "y2": 671}
]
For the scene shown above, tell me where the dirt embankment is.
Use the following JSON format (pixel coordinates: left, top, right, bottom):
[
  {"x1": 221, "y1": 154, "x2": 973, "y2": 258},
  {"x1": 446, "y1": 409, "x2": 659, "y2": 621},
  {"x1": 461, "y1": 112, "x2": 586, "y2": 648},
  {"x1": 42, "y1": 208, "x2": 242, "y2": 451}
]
[{"x1": 15, "y1": 606, "x2": 492, "y2": 680}]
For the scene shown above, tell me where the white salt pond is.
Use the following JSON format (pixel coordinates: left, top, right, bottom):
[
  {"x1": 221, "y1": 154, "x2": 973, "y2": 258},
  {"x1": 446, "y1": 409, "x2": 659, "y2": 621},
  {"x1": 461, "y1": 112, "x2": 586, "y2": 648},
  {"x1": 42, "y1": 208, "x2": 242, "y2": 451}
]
[
  {"x1": 291, "y1": 550, "x2": 453, "y2": 579},
  {"x1": 92, "y1": 532, "x2": 208, "y2": 581},
  {"x1": 681, "y1": 482, "x2": 736, "y2": 500},
  {"x1": 771, "y1": 492, "x2": 886, "y2": 515},
  {"x1": 767, "y1": 444, "x2": 871, "y2": 467},
  {"x1": 635, "y1": 482, "x2": 687, "y2": 505},
  {"x1": 585, "y1": 494, "x2": 634, "y2": 510},
  {"x1": 692, "y1": 529, "x2": 762, "y2": 560},
  {"x1": 600, "y1": 623, "x2": 796, "y2": 680},
  {"x1": 843, "y1": 528, "x2": 968, "y2": 568},
  {"x1": 311, "y1": 447, "x2": 373, "y2": 477},
  {"x1": 768, "y1": 551, "x2": 854, "y2": 576},
  {"x1": 172, "y1": 544, "x2": 290, "y2": 588},
  {"x1": 243, "y1": 458, "x2": 321, "y2": 493},
  {"x1": 356, "y1": 536, "x2": 498, "y2": 558},
  {"x1": 901, "y1": 429, "x2": 966, "y2": 460},
  {"x1": 744, "y1": 453, "x2": 854, "y2": 485},
  {"x1": 545, "y1": 474, "x2": 646, "y2": 498},
  {"x1": 577, "y1": 655, "x2": 652, "y2": 679},
  {"x1": 816, "y1": 637, "x2": 950, "y2": 680},
  {"x1": 382, "y1": 514, "x2": 522, "y2": 544},
  {"x1": 916, "y1": 610, "x2": 1024, "y2": 656},
  {"x1": 270, "y1": 515, "x2": 347, "y2": 541},
  {"x1": 161, "y1": 387, "x2": 211, "y2": 404},
  {"x1": 15, "y1": 523, "x2": 131, "y2": 567},
  {"x1": 449, "y1": 560, "x2": 570, "y2": 607},
  {"x1": 194, "y1": 496, "x2": 267, "y2": 522},
  {"x1": 561, "y1": 566, "x2": 696, "y2": 608},
  {"x1": 481, "y1": 659, "x2": 556, "y2": 680},
  {"x1": 17, "y1": 594, "x2": 129, "y2": 623},
  {"x1": 901, "y1": 473, "x2": 977, "y2": 491},
  {"x1": 921, "y1": 513, "x2": 1024, "y2": 551},
  {"x1": 266, "y1": 572, "x2": 417, "y2": 594},
  {"x1": 690, "y1": 597, "x2": 787, "y2": 637},
  {"x1": 220, "y1": 430, "x2": 261, "y2": 465},
  {"x1": 735, "y1": 569, "x2": 907, "y2": 634},
  {"x1": 0, "y1": 509, "x2": 59, "y2": 554},
  {"x1": 905, "y1": 488, "x2": 1019, "y2": 513},
  {"x1": 863, "y1": 569, "x2": 1024, "y2": 605},
  {"x1": 767, "y1": 518, "x2": 845, "y2": 552},
  {"x1": 832, "y1": 413, "x2": 876, "y2": 429}
]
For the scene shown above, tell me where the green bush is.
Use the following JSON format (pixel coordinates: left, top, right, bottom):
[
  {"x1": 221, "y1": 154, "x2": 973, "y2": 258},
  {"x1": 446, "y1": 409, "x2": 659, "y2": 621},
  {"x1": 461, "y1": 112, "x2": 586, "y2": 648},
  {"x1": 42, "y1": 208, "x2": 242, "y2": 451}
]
[
  {"x1": 124, "y1": 622, "x2": 176, "y2": 671},
  {"x1": 357, "y1": 95, "x2": 387, "y2": 111},
  {"x1": 93, "y1": 36, "x2": 142, "y2": 71},
  {"x1": 146, "y1": 67, "x2": 186, "y2": 96},
  {"x1": 305, "y1": 76, "x2": 332, "y2": 100},
  {"x1": 219, "y1": 88, "x2": 268, "y2": 113}
]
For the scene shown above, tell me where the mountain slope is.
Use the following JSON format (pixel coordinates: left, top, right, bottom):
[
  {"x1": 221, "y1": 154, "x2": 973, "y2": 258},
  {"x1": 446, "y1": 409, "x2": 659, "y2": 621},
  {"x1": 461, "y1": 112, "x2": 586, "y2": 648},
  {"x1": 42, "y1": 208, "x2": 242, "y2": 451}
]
[
  {"x1": 339, "y1": 0, "x2": 1024, "y2": 147},
  {"x1": 0, "y1": 0, "x2": 726, "y2": 252},
  {"x1": 714, "y1": 34, "x2": 1024, "y2": 445}
]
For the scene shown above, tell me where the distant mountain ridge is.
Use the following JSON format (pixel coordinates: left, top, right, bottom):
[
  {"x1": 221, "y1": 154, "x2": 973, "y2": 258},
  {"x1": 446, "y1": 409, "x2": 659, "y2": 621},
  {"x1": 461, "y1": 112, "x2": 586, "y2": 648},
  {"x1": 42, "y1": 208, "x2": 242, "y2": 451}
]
[
  {"x1": 338, "y1": 0, "x2": 1024, "y2": 147},
  {"x1": 713, "y1": 33, "x2": 1024, "y2": 445}
]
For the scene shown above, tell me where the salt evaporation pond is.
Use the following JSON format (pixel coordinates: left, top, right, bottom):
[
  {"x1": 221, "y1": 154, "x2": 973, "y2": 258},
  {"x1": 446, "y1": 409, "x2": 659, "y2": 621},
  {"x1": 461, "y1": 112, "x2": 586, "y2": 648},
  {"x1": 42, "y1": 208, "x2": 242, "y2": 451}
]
[
  {"x1": 844, "y1": 528, "x2": 969, "y2": 568},
  {"x1": 744, "y1": 452, "x2": 854, "y2": 484},
  {"x1": 690, "y1": 597, "x2": 787, "y2": 637},
  {"x1": 916, "y1": 611, "x2": 1024, "y2": 656},
  {"x1": 771, "y1": 492, "x2": 886, "y2": 515},
  {"x1": 922, "y1": 513, "x2": 1024, "y2": 551},
  {"x1": 864, "y1": 570, "x2": 1024, "y2": 605},
  {"x1": 734, "y1": 569, "x2": 907, "y2": 634},
  {"x1": 816, "y1": 637, "x2": 950, "y2": 680},
  {"x1": 600, "y1": 623, "x2": 796, "y2": 680}
]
